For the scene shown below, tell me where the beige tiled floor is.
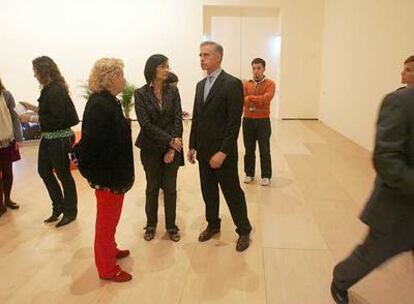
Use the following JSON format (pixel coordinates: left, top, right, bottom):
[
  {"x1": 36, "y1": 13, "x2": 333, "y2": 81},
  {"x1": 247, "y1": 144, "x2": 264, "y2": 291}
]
[{"x1": 0, "y1": 120, "x2": 412, "y2": 304}]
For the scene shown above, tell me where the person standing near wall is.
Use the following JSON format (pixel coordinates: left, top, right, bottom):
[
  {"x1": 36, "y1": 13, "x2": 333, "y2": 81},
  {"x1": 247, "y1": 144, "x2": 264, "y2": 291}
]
[{"x1": 242, "y1": 58, "x2": 276, "y2": 186}]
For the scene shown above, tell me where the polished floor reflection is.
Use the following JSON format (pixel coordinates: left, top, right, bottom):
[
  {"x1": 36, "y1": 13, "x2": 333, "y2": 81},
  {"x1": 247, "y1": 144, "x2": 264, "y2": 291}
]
[{"x1": 1, "y1": 120, "x2": 413, "y2": 304}]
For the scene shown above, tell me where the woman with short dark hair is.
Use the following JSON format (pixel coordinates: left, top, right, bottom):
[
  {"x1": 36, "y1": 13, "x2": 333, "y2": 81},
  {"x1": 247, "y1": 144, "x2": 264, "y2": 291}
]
[
  {"x1": 0, "y1": 78, "x2": 23, "y2": 216},
  {"x1": 135, "y1": 54, "x2": 184, "y2": 242}
]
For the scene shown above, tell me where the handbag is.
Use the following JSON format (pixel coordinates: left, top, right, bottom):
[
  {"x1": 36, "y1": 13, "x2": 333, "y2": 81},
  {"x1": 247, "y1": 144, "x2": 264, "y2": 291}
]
[{"x1": 10, "y1": 140, "x2": 21, "y2": 162}]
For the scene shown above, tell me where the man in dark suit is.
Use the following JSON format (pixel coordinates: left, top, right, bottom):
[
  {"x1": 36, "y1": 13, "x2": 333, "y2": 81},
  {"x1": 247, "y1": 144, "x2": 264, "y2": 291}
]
[
  {"x1": 330, "y1": 76, "x2": 414, "y2": 302},
  {"x1": 188, "y1": 41, "x2": 252, "y2": 252}
]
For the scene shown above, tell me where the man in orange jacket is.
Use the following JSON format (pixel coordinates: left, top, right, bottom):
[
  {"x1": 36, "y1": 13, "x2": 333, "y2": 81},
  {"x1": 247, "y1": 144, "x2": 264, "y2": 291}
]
[{"x1": 242, "y1": 58, "x2": 276, "y2": 186}]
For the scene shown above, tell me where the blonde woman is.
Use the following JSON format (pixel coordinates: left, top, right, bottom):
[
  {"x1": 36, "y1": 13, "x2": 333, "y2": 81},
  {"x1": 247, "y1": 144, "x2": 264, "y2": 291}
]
[{"x1": 74, "y1": 58, "x2": 134, "y2": 282}]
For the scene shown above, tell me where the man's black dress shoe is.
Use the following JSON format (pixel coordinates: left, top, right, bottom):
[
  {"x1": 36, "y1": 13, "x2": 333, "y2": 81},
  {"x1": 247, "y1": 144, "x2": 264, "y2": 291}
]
[
  {"x1": 236, "y1": 234, "x2": 250, "y2": 252},
  {"x1": 330, "y1": 280, "x2": 349, "y2": 304},
  {"x1": 198, "y1": 228, "x2": 220, "y2": 242}
]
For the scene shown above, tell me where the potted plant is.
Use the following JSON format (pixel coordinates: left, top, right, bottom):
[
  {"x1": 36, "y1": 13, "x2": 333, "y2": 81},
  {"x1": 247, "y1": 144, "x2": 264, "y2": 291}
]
[
  {"x1": 79, "y1": 81, "x2": 92, "y2": 101},
  {"x1": 120, "y1": 82, "x2": 136, "y2": 119},
  {"x1": 79, "y1": 81, "x2": 135, "y2": 119}
]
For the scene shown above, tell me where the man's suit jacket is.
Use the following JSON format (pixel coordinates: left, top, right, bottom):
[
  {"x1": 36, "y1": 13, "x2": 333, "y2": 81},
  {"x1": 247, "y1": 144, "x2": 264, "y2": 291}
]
[
  {"x1": 361, "y1": 86, "x2": 414, "y2": 233},
  {"x1": 189, "y1": 70, "x2": 244, "y2": 161}
]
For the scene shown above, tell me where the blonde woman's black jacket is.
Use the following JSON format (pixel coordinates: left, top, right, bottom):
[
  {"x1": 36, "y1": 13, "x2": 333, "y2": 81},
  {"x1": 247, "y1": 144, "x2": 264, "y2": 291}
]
[{"x1": 76, "y1": 90, "x2": 134, "y2": 188}]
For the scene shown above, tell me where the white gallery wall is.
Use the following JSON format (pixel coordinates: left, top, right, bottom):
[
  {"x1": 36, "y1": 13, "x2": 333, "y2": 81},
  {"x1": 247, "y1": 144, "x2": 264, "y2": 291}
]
[
  {"x1": 319, "y1": 0, "x2": 414, "y2": 150},
  {"x1": 1, "y1": 0, "x2": 203, "y2": 118},
  {"x1": 204, "y1": 6, "x2": 281, "y2": 118},
  {"x1": 1, "y1": 0, "x2": 325, "y2": 121},
  {"x1": 4, "y1": 0, "x2": 412, "y2": 151},
  {"x1": 204, "y1": 0, "x2": 325, "y2": 119}
]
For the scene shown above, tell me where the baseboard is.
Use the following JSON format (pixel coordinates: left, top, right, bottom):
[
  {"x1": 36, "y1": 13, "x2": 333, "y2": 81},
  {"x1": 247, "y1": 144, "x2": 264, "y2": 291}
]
[{"x1": 281, "y1": 118, "x2": 319, "y2": 121}]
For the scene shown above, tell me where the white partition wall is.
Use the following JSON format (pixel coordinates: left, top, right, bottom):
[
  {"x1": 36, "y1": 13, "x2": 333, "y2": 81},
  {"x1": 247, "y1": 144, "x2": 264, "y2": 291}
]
[
  {"x1": 319, "y1": 0, "x2": 414, "y2": 150},
  {"x1": 206, "y1": 8, "x2": 243, "y2": 77},
  {"x1": 203, "y1": 0, "x2": 325, "y2": 119},
  {"x1": 204, "y1": 6, "x2": 281, "y2": 118}
]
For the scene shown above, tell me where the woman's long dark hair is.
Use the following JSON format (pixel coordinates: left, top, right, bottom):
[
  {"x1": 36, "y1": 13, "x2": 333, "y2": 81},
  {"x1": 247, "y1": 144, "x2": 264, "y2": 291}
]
[
  {"x1": 0, "y1": 78, "x2": 4, "y2": 93},
  {"x1": 32, "y1": 56, "x2": 69, "y2": 92}
]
